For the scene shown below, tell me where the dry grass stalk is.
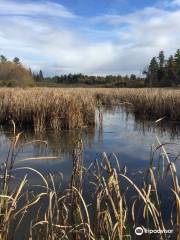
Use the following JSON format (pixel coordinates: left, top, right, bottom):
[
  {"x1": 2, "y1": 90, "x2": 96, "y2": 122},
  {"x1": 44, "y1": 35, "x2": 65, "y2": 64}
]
[
  {"x1": 0, "y1": 88, "x2": 180, "y2": 133},
  {"x1": 0, "y1": 122, "x2": 179, "y2": 239}
]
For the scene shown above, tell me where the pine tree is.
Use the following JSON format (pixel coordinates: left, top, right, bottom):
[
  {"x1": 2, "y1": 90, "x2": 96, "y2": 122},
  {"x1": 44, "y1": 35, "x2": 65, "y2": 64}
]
[
  {"x1": 39, "y1": 70, "x2": 44, "y2": 81},
  {"x1": 148, "y1": 57, "x2": 159, "y2": 86},
  {"x1": 0, "y1": 55, "x2": 7, "y2": 64},
  {"x1": 158, "y1": 51, "x2": 165, "y2": 68},
  {"x1": 158, "y1": 51, "x2": 165, "y2": 83},
  {"x1": 174, "y1": 49, "x2": 180, "y2": 84},
  {"x1": 13, "y1": 57, "x2": 20, "y2": 65},
  {"x1": 130, "y1": 74, "x2": 136, "y2": 81},
  {"x1": 165, "y1": 55, "x2": 175, "y2": 86}
]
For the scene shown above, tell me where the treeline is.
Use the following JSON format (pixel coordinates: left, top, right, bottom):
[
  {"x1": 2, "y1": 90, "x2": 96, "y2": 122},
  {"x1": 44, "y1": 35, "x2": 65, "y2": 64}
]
[
  {"x1": 1, "y1": 49, "x2": 180, "y2": 88},
  {"x1": 43, "y1": 73, "x2": 144, "y2": 87},
  {"x1": 0, "y1": 55, "x2": 34, "y2": 87},
  {"x1": 144, "y1": 49, "x2": 180, "y2": 87}
]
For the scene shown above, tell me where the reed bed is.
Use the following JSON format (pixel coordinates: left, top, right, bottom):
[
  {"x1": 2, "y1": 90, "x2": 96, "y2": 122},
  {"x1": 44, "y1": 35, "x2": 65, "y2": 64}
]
[
  {"x1": 93, "y1": 88, "x2": 180, "y2": 121},
  {"x1": 0, "y1": 88, "x2": 95, "y2": 133},
  {"x1": 0, "y1": 88, "x2": 180, "y2": 133},
  {"x1": 0, "y1": 127, "x2": 179, "y2": 239}
]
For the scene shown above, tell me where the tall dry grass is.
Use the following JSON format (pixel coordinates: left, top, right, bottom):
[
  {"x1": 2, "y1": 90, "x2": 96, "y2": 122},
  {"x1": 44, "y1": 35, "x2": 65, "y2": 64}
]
[
  {"x1": 0, "y1": 88, "x2": 180, "y2": 133},
  {"x1": 93, "y1": 88, "x2": 180, "y2": 121},
  {"x1": 0, "y1": 126, "x2": 179, "y2": 239},
  {"x1": 0, "y1": 88, "x2": 95, "y2": 133}
]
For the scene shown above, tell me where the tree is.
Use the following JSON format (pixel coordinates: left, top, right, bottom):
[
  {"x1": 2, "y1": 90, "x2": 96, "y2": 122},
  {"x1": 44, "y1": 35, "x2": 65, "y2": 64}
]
[
  {"x1": 13, "y1": 57, "x2": 20, "y2": 65},
  {"x1": 174, "y1": 49, "x2": 180, "y2": 84},
  {"x1": 164, "y1": 55, "x2": 175, "y2": 86},
  {"x1": 157, "y1": 51, "x2": 165, "y2": 83},
  {"x1": 174, "y1": 49, "x2": 180, "y2": 64},
  {"x1": 0, "y1": 58, "x2": 34, "y2": 87},
  {"x1": 158, "y1": 51, "x2": 165, "y2": 69},
  {"x1": 148, "y1": 57, "x2": 159, "y2": 86},
  {"x1": 0, "y1": 55, "x2": 7, "y2": 64},
  {"x1": 130, "y1": 74, "x2": 136, "y2": 81},
  {"x1": 39, "y1": 70, "x2": 44, "y2": 81},
  {"x1": 34, "y1": 70, "x2": 44, "y2": 82}
]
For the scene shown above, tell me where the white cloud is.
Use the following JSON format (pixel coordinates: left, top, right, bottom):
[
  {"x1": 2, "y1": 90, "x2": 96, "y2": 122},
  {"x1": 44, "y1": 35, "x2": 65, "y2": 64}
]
[
  {"x1": 0, "y1": 0, "x2": 76, "y2": 18},
  {"x1": 0, "y1": 0, "x2": 180, "y2": 75}
]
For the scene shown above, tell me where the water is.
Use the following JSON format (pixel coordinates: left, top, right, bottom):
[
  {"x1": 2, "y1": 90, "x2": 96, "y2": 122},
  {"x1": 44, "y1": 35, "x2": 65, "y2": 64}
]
[
  {"x1": 0, "y1": 107, "x2": 179, "y2": 238},
  {"x1": 1, "y1": 108, "x2": 179, "y2": 178}
]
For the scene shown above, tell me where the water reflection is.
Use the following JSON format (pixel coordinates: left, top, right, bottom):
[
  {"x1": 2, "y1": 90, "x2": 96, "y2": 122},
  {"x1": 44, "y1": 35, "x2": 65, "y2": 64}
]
[
  {"x1": 0, "y1": 127, "x2": 95, "y2": 156},
  {"x1": 0, "y1": 107, "x2": 179, "y2": 181},
  {"x1": 0, "y1": 107, "x2": 179, "y2": 239},
  {"x1": 99, "y1": 106, "x2": 180, "y2": 141}
]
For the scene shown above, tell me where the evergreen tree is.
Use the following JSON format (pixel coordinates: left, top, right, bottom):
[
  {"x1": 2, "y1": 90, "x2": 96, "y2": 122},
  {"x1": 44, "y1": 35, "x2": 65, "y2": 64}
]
[
  {"x1": 164, "y1": 55, "x2": 175, "y2": 86},
  {"x1": 158, "y1": 51, "x2": 165, "y2": 69},
  {"x1": 158, "y1": 51, "x2": 165, "y2": 83},
  {"x1": 148, "y1": 57, "x2": 159, "y2": 86},
  {"x1": 130, "y1": 74, "x2": 136, "y2": 81},
  {"x1": 34, "y1": 70, "x2": 44, "y2": 82},
  {"x1": 144, "y1": 49, "x2": 180, "y2": 87},
  {"x1": 39, "y1": 70, "x2": 44, "y2": 81},
  {"x1": 0, "y1": 55, "x2": 7, "y2": 64},
  {"x1": 174, "y1": 49, "x2": 180, "y2": 64},
  {"x1": 174, "y1": 49, "x2": 180, "y2": 84},
  {"x1": 13, "y1": 57, "x2": 20, "y2": 65}
]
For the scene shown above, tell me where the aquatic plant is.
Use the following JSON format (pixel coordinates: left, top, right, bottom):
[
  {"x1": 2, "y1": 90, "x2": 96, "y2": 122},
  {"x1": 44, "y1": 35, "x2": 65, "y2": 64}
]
[
  {"x1": 94, "y1": 88, "x2": 180, "y2": 121},
  {"x1": 0, "y1": 88, "x2": 180, "y2": 133},
  {"x1": 0, "y1": 88, "x2": 95, "y2": 133},
  {"x1": 0, "y1": 126, "x2": 179, "y2": 239}
]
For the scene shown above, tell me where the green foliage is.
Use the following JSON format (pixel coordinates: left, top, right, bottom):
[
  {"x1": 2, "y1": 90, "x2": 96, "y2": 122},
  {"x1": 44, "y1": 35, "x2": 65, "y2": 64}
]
[
  {"x1": 0, "y1": 55, "x2": 7, "y2": 64},
  {"x1": 13, "y1": 57, "x2": 20, "y2": 65},
  {"x1": 0, "y1": 55, "x2": 145, "y2": 88},
  {"x1": 149, "y1": 57, "x2": 159, "y2": 86},
  {"x1": 34, "y1": 70, "x2": 44, "y2": 82},
  {"x1": 130, "y1": 74, "x2": 136, "y2": 81},
  {"x1": 44, "y1": 73, "x2": 144, "y2": 87},
  {"x1": 144, "y1": 49, "x2": 180, "y2": 87}
]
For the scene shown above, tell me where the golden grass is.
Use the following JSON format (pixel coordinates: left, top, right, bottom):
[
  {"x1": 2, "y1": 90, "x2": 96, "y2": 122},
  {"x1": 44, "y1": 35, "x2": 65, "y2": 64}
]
[
  {"x1": 0, "y1": 88, "x2": 180, "y2": 133},
  {"x1": 0, "y1": 88, "x2": 95, "y2": 133},
  {"x1": 0, "y1": 127, "x2": 179, "y2": 239},
  {"x1": 0, "y1": 89, "x2": 179, "y2": 239},
  {"x1": 93, "y1": 88, "x2": 180, "y2": 120}
]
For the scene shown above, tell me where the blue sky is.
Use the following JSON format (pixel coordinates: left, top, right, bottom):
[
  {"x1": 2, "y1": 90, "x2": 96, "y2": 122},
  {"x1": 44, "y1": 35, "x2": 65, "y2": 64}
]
[
  {"x1": 0, "y1": 0, "x2": 180, "y2": 76},
  {"x1": 55, "y1": 0, "x2": 155, "y2": 16}
]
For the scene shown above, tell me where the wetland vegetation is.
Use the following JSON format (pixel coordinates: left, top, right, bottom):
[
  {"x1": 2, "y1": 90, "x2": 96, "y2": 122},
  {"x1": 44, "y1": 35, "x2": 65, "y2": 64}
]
[
  {"x1": 0, "y1": 0, "x2": 180, "y2": 237},
  {"x1": 0, "y1": 50, "x2": 180, "y2": 240},
  {"x1": 0, "y1": 125, "x2": 179, "y2": 240},
  {"x1": 0, "y1": 88, "x2": 180, "y2": 133},
  {"x1": 0, "y1": 88, "x2": 180, "y2": 239}
]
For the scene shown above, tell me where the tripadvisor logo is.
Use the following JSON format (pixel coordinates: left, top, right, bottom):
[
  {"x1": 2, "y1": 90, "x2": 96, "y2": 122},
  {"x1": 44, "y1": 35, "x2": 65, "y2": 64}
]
[
  {"x1": 135, "y1": 227, "x2": 143, "y2": 236},
  {"x1": 135, "y1": 226, "x2": 174, "y2": 235}
]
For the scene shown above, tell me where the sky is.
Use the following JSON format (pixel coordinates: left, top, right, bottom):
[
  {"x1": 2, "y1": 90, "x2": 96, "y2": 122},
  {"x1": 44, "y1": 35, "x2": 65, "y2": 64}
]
[{"x1": 0, "y1": 0, "x2": 180, "y2": 76}]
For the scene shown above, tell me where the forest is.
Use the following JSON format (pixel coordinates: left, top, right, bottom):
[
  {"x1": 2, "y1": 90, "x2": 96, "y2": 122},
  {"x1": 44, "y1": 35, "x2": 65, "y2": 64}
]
[
  {"x1": 0, "y1": 49, "x2": 180, "y2": 87},
  {"x1": 144, "y1": 49, "x2": 180, "y2": 87}
]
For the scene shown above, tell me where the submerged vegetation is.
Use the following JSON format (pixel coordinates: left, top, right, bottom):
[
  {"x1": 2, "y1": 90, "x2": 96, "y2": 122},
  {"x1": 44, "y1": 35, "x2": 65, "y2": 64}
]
[
  {"x1": 0, "y1": 127, "x2": 179, "y2": 239},
  {"x1": 0, "y1": 88, "x2": 180, "y2": 133}
]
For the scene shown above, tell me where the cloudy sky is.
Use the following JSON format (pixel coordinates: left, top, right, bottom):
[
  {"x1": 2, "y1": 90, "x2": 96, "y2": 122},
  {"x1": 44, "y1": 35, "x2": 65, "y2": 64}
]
[{"x1": 0, "y1": 0, "x2": 180, "y2": 76}]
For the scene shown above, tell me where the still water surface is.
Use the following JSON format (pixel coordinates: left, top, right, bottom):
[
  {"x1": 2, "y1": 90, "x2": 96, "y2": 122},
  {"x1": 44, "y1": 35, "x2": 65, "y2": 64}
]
[
  {"x1": 0, "y1": 108, "x2": 179, "y2": 180},
  {"x1": 0, "y1": 108, "x2": 179, "y2": 238}
]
